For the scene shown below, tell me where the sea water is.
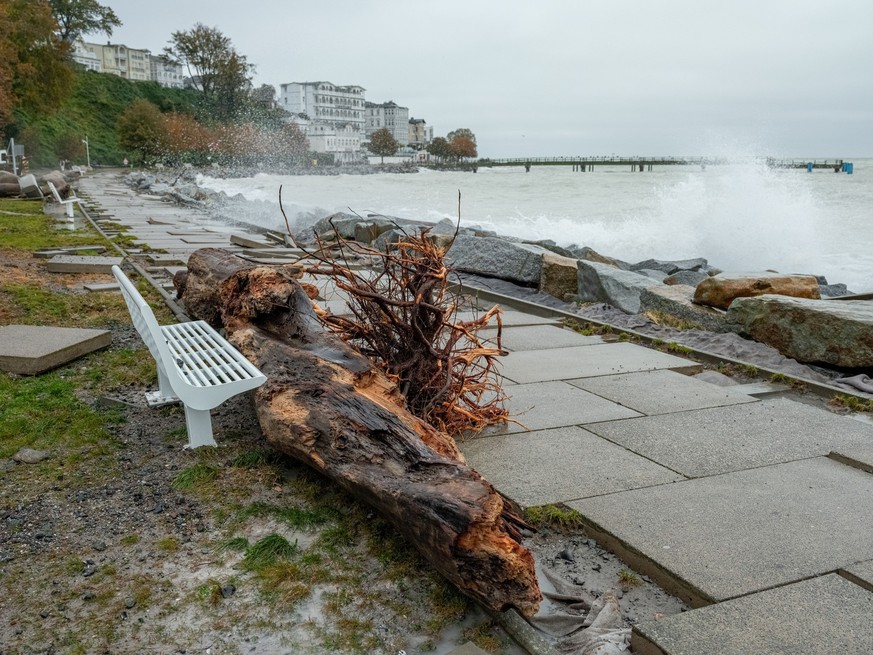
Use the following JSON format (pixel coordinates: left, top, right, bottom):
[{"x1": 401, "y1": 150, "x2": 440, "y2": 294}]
[{"x1": 198, "y1": 159, "x2": 873, "y2": 293}]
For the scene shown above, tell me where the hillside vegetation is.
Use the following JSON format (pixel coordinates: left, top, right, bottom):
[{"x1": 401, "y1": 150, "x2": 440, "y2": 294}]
[{"x1": 15, "y1": 71, "x2": 201, "y2": 167}]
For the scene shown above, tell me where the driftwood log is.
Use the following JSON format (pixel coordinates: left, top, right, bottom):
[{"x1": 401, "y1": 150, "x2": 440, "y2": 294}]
[{"x1": 177, "y1": 248, "x2": 542, "y2": 617}]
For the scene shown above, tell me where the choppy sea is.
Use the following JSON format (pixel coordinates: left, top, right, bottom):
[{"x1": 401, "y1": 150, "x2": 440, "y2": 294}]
[{"x1": 198, "y1": 158, "x2": 873, "y2": 293}]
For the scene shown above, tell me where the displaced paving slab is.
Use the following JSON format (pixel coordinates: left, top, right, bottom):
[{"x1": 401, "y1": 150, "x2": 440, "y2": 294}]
[
  {"x1": 500, "y1": 343, "x2": 700, "y2": 384},
  {"x1": 586, "y1": 398, "x2": 873, "y2": 477},
  {"x1": 632, "y1": 574, "x2": 873, "y2": 655},
  {"x1": 46, "y1": 255, "x2": 124, "y2": 274},
  {"x1": 569, "y1": 370, "x2": 757, "y2": 415},
  {"x1": 0, "y1": 325, "x2": 111, "y2": 375},
  {"x1": 569, "y1": 458, "x2": 873, "y2": 606},
  {"x1": 477, "y1": 380, "x2": 641, "y2": 435},
  {"x1": 829, "y1": 446, "x2": 873, "y2": 474},
  {"x1": 841, "y1": 560, "x2": 873, "y2": 593},
  {"x1": 456, "y1": 309, "x2": 561, "y2": 328},
  {"x1": 478, "y1": 324, "x2": 602, "y2": 351},
  {"x1": 461, "y1": 426, "x2": 684, "y2": 507}
]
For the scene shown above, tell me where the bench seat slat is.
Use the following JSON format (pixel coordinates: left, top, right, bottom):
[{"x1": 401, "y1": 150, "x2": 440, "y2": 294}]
[
  {"x1": 161, "y1": 322, "x2": 259, "y2": 388},
  {"x1": 168, "y1": 321, "x2": 256, "y2": 381}
]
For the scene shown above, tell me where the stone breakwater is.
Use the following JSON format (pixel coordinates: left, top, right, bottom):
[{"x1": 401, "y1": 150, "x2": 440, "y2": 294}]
[{"x1": 124, "y1": 170, "x2": 873, "y2": 375}]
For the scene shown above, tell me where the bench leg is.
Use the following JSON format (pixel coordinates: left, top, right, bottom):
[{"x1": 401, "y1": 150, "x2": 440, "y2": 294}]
[
  {"x1": 145, "y1": 367, "x2": 180, "y2": 407},
  {"x1": 65, "y1": 202, "x2": 74, "y2": 219},
  {"x1": 184, "y1": 406, "x2": 217, "y2": 448}
]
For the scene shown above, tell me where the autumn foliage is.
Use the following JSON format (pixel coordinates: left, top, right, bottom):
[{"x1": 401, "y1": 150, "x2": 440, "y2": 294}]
[{"x1": 117, "y1": 101, "x2": 310, "y2": 165}]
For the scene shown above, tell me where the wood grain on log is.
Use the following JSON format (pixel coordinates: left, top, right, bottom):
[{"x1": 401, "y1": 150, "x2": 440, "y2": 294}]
[{"x1": 177, "y1": 248, "x2": 541, "y2": 616}]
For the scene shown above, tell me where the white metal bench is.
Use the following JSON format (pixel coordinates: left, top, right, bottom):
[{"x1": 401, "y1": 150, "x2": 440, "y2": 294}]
[
  {"x1": 112, "y1": 265, "x2": 267, "y2": 448},
  {"x1": 47, "y1": 181, "x2": 83, "y2": 219}
]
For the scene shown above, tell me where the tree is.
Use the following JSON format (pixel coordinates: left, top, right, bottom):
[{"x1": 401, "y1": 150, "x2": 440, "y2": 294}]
[
  {"x1": 0, "y1": 0, "x2": 74, "y2": 130},
  {"x1": 426, "y1": 136, "x2": 451, "y2": 160},
  {"x1": 48, "y1": 0, "x2": 121, "y2": 42},
  {"x1": 367, "y1": 127, "x2": 399, "y2": 163},
  {"x1": 449, "y1": 136, "x2": 477, "y2": 160},
  {"x1": 164, "y1": 24, "x2": 253, "y2": 122},
  {"x1": 117, "y1": 99, "x2": 167, "y2": 164},
  {"x1": 447, "y1": 128, "x2": 477, "y2": 160}
]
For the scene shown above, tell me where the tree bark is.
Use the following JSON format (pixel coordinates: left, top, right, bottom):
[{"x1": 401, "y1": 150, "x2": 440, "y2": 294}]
[{"x1": 178, "y1": 248, "x2": 542, "y2": 617}]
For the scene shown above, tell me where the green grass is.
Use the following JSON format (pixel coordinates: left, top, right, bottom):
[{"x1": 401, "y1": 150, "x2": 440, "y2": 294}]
[
  {"x1": 172, "y1": 463, "x2": 220, "y2": 490},
  {"x1": 0, "y1": 284, "x2": 131, "y2": 326},
  {"x1": 230, "y1": 448, "x2": 277, "y2": 468},
  {"x1": 666, "y1": 342, "x2": 693, "y2": 355},
  {"x1": 235, "y1": 500, "x2": 337, "y2": 530},
  {"x1": 523, "y1": 504, "x2": 585, "y2": 529},
  {"x1": 0, "y1": 199, "x2": 107, "y2": 251},
  {"x1": 831, "y1": 394, "x2": 873, "y2": 413},
  {"x1": 618, "y1": 568, "x2": 643, "y2": 589},
  {"x1": 0, "y1": 372, "x2": 117, "y2": 459},
  {"x1": 242, "y1": 534, "x2": 299, "y2": 571},
  {"x1": 742, "y1": 364, "x2": 760, "y2": 377}
]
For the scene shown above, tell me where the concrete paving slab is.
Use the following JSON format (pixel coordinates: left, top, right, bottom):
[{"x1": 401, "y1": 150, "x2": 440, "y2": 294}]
[
  {"x1": 500, "y1": 343, "x2": 701, "y2": 384},
  {"x1": 586, "y1": 398, "x2": 873, "y2": 477},
  {"x1": 46, "y1": 255, "x2": 124, "y2": 274},
  {"x1": 477, "y1": 381, "x2": 642, "y2": 435},
  {"x1": 461, "y1": 426, "x2": 684, "y2": 507},
  {"x1": 569, "y1": 458, "x2": 873, "y2": 606},
  {"x1": 632, "y1": 574, "x2": 873, "y2": 655},
  {"x1": 34, "y1": 245, "x2": 106, "y2": 258},
  {"x1": 569, "y1": 370, "x2": 757, "y2": 415},
  {"x1": 0, "y1": 325, "x2": 112, "y2": 375},
  {"x1": 840, "y1": 560, "x2": 873, "y2": 593},
  {"x1": 180, "y1": 236, "x2": 231, "y2": 244},
  {"x1": 478, "y1": 324, "x2": 602, "y2": 351},
  {"x1": 829, "y1": 446, "x2": 873, "y2": 474},
  {"x1": 456, "y1": 309, "x2": 561, "y2": 327},
  {"x1": 83, "y1": 282, "x2": 120, "y2": 292}
]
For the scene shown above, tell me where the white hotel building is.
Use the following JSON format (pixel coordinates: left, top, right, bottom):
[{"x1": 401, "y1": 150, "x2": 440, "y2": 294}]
[{"x1": 279, "y1": 81, "x2": 367, "y2": 163}]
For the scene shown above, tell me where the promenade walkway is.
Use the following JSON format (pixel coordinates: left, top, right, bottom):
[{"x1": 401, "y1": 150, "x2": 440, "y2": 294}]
[{"x1": 77, "y1": 171, "x2": 873, "y2": 654}]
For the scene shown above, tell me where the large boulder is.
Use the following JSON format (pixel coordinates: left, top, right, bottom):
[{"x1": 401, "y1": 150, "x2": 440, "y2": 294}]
[
  {"x1": 640, "y1": 285, "x2": 728, "y2": 332},
  {"x1": 577, "y1": 260, "x2": 665, "y2": 314},
  {"x1": 726, "y1": 296, "x2": 873, "y2": 368},
  {"x1": 665, "y1": 269, "x2": 710, "y2": 287},
  {"x1": 446, "y1": 234, "x2": 552, "y2": 286},
  {"x1": 694, "y1": 272, "x2": 820, "y2": 310},
  {"x1": 540, "y1": 253, "x2": 579, "y2": 301}
]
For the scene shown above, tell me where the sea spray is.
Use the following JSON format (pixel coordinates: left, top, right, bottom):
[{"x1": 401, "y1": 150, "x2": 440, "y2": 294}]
[{"x1": 197, "y1": 160, "x2": 872, "y2": 292}]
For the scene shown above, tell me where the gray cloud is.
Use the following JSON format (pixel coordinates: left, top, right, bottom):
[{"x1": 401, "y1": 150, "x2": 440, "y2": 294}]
[{"x1": 108, "y1": 0, "x2": 873, "y2": 157}]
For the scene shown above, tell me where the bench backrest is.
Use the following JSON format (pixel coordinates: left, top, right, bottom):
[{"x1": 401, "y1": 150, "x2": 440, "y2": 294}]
[
  {"x1": 47, "y1": 181, "x2": 64, "y2": 203},
  {"x1": 111, "y1": 265, "x2": 165, "y2": 365}
]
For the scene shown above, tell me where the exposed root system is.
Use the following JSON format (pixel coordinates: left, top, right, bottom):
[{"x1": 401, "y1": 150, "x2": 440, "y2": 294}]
[{"x1": 307, "y1": 224, "x2": 509, "y2": 437}]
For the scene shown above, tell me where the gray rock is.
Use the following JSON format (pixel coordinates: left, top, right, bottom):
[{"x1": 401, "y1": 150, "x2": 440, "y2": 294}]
[
  {"x1": 12, "y1": 448, "x2": 49, "y2": 464},
  {"x1": 125, "y1": 597, "x2": 136, "y2": 609},
  {"x1": 221, "y1": 584, "x2": 236, "y2": 598},
  {"x1": 727, "y1": 296, "x2": 873, "y2": 368},
  {"x1": 446, "y1": 234, "x2": 552, "y2": 286},
  {"x1": 665, "y1": 270, "x2": 710, "y2": 287},
  {"x1": 148, "y1": 183, "x2": 171, "y2": 195},
  {"x1": 372, "y1": 227, "x2": 406, "y2": 252},
  {"x1": 577, "y1": 260, "x2": 665, "y2": 314},
  {"x1": 630, "y1": 257, "x2": 708, "y2": 275},
  {"x1": 640, "y1": 285, "x2": 729, "y2": 332},
  {"x1": 637, "y1": 269, "x2": 669, "y2": 282},
  {"x1": 353, "y1": 219, "x2": 394, "y2": 244},
  {"x1": 311, "y1": 212, "x2": 364, "y2": 240},
  {"x1": 569, "y1": 246, "x2": 632, "y2": 270},
  {"x1": 819, "y1": 283, "x2": 849, "y2": 298}
]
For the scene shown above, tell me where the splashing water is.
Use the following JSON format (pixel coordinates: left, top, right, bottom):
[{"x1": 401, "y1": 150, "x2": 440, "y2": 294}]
[{"x1": 198, "y1": 159, "x2": 873, "y2": 292}]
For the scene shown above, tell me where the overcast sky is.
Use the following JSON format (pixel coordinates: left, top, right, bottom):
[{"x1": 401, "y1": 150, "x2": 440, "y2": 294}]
[{"x1": 106, "y1": 0, "x2": 873, "y2": 158}]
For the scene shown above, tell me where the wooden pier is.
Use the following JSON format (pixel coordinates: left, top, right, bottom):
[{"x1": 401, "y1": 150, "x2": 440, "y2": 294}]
[
  {"x1": 476, "y1": 156, "x2": 724, "y2": 172},
  {"x1": 764, "y1": 158, "x2": 850, "y2": 173},
  {"x1": 469, "y1": 156, "x2": 853, "y2": 173}
]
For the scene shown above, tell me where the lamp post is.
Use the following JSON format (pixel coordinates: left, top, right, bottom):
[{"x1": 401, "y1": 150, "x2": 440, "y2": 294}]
[{"x1": 82, "y1": 136, "x2": 91, "y2": 168}]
